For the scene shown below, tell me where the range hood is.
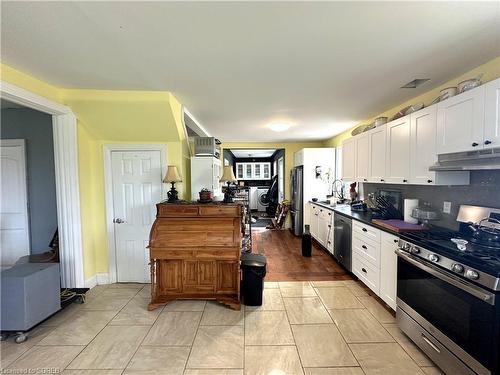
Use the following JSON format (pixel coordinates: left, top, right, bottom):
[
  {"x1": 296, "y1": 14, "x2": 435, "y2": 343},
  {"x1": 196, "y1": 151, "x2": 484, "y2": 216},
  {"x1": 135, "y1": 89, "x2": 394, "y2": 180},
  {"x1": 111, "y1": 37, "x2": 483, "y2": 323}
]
[{"x1": 429, "y1": 147, "x2": 500, "y2": 171}]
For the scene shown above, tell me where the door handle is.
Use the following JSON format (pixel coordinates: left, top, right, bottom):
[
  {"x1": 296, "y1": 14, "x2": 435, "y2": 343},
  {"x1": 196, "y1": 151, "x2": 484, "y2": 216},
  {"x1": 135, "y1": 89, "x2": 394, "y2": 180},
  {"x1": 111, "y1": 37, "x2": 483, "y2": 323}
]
[
  {"x1": 113, "y1": 218, "x2": 125, "y2": 224},
  {"x1": 362, "y1": 245, "x2": 367, "y2": 250},
  {"x1": 421, "y1": 334, "x2": 441, "y2": 354}
]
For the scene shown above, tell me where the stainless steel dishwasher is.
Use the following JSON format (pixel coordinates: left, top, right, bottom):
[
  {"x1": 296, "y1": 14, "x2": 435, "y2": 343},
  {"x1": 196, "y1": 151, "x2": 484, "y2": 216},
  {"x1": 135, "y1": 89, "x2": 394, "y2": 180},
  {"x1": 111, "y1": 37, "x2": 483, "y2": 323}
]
[{"x1": 333, "y1": 214, "x2": 352, "y2": 271}]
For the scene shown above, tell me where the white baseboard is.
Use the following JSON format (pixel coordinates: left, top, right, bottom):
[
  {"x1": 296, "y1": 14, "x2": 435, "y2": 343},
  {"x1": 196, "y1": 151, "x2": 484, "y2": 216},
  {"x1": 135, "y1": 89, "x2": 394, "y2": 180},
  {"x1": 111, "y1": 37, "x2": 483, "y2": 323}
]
[
  {"x1": 84, "y1": 273, "x2": 110, "y2": 288},
  {"x1": 96, "y1": 273, "x2": 110, "y2": 285},
  {"x1": 84, "y1": 275, "x2": 97, "y2": 289}
]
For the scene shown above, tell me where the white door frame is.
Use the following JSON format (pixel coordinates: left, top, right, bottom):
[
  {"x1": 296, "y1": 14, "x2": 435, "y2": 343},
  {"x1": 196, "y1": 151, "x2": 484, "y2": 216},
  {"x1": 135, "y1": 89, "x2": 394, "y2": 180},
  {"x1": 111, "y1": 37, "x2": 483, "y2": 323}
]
[
  {"x1": 103, "y1": 144, "x2": 167, "y2": 284},
  {"x1": 0, "y1": 81, "x2": 84, "y2": 288}
]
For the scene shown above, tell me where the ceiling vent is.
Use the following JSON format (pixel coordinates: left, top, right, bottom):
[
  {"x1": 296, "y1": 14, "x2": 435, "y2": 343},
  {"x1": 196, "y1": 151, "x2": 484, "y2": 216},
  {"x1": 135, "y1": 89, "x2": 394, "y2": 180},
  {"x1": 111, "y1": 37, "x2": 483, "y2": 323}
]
[{"x1": 401, "y1": 78, "x2": 430, "y2": 89}]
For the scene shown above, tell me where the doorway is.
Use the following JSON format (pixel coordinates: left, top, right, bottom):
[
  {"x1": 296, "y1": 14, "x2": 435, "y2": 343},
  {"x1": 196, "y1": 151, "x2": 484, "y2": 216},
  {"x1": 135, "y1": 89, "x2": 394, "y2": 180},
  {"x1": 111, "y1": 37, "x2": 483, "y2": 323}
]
[
  {"x1": 0, "y1": 140, "x2": 30, "y2": 265},
  {"x1": 104, "y1": 145, "x2": 166, "y2": 283}
]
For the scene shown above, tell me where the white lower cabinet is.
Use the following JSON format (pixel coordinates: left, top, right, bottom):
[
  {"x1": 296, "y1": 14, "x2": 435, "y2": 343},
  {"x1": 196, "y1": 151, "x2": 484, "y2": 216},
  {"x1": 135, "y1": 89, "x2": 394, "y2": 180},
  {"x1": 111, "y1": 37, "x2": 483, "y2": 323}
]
[
  {"x1": 351, "y1": 219, "x2": 399, "y2": 310},
  {"x1": 309, "y1": 204, "x2": 335, "y2": 255},
  {"x1": 310, "y1": 204, "x2": 319, "y2": 239},
  {"x1": 379, "y1": 232, "x2": 399, "y2": 310},
  {"x1": 352, "y1": 252, "x2": 380, "y2": 294}
]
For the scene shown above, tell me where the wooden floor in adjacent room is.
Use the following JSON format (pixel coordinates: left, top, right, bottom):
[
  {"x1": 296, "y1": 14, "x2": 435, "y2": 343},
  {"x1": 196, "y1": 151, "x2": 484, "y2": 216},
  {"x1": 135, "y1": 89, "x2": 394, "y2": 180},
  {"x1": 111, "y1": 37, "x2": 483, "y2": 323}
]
[{"x1": 252, "y1": 228, "x2": 354, "y2": 282}]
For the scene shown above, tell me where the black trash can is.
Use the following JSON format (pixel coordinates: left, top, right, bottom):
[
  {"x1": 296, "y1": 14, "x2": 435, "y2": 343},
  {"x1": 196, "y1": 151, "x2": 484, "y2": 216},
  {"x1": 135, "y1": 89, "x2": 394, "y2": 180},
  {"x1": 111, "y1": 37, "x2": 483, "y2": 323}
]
[
  {"x1": 302, "y1": 224, "x2": 312, "y2": 257},
  {"x1": 240, "y1": 253, "x2": 267, "y2": 306}
]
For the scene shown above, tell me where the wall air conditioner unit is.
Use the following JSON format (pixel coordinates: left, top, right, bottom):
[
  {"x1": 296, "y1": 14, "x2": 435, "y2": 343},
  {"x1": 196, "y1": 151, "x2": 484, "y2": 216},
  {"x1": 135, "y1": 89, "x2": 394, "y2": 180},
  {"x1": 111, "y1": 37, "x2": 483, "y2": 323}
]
[{"x1": 194, "y1": 137, "x2": 221, "y2": 159}]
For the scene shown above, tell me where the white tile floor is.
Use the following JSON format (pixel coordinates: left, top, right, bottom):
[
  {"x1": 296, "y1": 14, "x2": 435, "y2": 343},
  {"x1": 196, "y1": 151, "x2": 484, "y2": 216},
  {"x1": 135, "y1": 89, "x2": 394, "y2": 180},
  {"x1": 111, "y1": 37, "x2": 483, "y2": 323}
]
[{"x1": 0, "y1": 281, "x2": 445, "y2": 375}]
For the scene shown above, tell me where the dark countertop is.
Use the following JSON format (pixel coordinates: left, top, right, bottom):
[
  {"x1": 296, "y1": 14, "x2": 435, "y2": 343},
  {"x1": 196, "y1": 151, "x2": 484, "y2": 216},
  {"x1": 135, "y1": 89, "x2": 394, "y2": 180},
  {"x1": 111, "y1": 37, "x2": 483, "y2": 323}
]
[
  {"x1": 310, "y1": 201, "x2": 400, "y2": 236},
  {"x1": 158, "y1": 200, "x2": 240, "y2": 206}
]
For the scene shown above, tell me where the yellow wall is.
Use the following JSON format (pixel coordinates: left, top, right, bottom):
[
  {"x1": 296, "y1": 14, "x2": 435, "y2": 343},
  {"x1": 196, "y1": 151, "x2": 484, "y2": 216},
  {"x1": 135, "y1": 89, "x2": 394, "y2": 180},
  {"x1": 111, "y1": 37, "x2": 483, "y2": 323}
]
[
  {"x1": 222, "y1": 142, "x2": 326, "y2": 202},
  {"x1": 324, "y1": 56, "x2": 500, "y2": 147},
  {"x1": 1, "y1": 63, "x2": 189, "y2": 279}
]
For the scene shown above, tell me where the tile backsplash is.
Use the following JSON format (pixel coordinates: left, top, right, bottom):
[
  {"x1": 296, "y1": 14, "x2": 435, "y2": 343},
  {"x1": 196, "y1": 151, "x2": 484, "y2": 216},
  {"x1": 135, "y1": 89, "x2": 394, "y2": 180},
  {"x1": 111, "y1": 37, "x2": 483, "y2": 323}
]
[{"x1": 361, "y1": 170, "x2": 500, "y2": 230}]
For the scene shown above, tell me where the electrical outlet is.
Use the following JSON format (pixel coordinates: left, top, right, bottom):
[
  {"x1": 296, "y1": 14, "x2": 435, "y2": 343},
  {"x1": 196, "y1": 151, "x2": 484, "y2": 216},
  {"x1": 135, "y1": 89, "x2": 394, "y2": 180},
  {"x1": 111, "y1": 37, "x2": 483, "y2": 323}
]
[{"x1": 443, "y1": 201, "x2": 452, "y2": 214}]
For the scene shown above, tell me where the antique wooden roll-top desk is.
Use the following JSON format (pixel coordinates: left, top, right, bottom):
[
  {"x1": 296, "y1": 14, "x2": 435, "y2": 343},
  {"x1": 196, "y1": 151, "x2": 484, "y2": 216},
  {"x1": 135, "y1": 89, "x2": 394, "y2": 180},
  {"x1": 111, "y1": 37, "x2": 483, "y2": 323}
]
[{"x1": 147, "y1": 202, "x2": 242, "y2": 310}]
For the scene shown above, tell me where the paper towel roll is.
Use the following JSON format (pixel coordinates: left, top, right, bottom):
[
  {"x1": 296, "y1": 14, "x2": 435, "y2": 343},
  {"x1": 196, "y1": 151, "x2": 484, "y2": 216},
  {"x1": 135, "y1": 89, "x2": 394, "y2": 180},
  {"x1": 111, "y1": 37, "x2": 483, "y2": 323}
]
[{"x1": 404, "y1": 199, "x2": 419, "y2": 224}]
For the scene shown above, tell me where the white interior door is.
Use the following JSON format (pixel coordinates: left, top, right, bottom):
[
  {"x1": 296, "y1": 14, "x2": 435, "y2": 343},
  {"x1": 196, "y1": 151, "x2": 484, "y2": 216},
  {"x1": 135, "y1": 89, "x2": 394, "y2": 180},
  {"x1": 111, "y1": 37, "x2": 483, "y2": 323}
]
[
  {"x1": 0, "y1": 140, "x2": 30, "y2": 266},
  {"x1": 111, "y1": 150, "x2": 162, "y2": 282}
]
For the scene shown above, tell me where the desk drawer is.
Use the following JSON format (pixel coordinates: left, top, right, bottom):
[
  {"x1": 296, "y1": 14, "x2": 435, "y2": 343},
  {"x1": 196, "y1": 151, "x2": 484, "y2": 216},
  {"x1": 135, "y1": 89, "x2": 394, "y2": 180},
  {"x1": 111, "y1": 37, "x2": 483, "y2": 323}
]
[
  {"x1": 158, "y1": 205, "x2": 199, "y2": 217},
  {"x1": 150, "y1": 248, "x2": 194, "y2": 259},
  {"x1": 352, "y1": 236, "x2": 380, "y2": 268},
  {"x1": 352, "y1": 251, "x2": 380, "y2": 294},
  {"x1": 199, "y1": 206, "x2": 240, "y2": 217},
  {"x1": 196, "y1": 248, "x2": 239, "y2": 260},
  {"x1": 353, "y1": 220, "x2": 381, "y2": 243}
]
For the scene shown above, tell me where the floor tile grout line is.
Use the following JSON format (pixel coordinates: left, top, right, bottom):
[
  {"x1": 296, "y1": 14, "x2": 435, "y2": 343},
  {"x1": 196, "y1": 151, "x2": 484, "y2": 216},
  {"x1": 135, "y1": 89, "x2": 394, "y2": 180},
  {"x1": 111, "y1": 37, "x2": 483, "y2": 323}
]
[
  {"x1": 183, "y1": 301, "x2": 206, "y2": 371},
  {"x1": 64, "y1": 284, "x2": 153, "y2": 371},
  {"x1": 315, "y1": 287, "x2": 363, "y2": 370},
  {"x1": 278, "y1": 285, "x2": 306, "y2": 374}
]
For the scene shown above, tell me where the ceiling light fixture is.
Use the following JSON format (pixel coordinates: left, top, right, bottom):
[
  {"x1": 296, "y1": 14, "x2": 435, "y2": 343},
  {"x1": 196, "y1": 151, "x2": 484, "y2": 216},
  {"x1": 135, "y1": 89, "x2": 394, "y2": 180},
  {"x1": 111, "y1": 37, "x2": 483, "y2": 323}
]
[{"x1": 269, "y1": 122, "x2": 291, "y2": 132}]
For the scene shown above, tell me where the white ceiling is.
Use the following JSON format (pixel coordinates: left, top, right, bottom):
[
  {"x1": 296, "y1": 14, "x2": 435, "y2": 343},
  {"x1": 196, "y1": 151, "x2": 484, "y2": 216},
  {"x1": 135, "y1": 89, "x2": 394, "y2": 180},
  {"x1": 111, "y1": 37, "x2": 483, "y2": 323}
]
[
  {"x1": 229, "y1": 149, "x2": 277, "y2": 158},
  {"x1": 2, "y1": 2, "x2": 499, "y2": 142}
]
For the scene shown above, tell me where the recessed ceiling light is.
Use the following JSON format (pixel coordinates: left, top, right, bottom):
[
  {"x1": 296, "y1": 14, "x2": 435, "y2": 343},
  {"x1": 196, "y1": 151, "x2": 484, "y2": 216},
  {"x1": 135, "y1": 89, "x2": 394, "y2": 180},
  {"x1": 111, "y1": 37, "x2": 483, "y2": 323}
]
[
  {"x1": 269, "y1": 122, "x2": 291, "y2": 132},
  {"x1": 401, "y1": 79, "x2": 430, "y2": 89}
]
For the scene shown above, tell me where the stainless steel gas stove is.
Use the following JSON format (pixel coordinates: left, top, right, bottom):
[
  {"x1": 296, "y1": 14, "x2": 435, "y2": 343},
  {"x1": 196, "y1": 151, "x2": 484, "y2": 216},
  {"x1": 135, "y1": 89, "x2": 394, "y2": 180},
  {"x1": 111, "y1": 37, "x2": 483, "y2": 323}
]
[{"x1": 396, "y1": 205, "x2": 500, "y2": 375}]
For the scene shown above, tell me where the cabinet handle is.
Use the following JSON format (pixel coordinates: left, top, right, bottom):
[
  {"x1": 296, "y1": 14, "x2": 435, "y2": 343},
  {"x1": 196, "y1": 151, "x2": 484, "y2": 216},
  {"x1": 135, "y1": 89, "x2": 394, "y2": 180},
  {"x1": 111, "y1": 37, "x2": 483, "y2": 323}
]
[
  {"x1": 427, "y1": 179, "x2": 433, "y2": 183},
  {"x1": 363, "y1": 178, "x2": 367, "y2": 182},
  {"x1": 362, "y1": 245, "x2": 367, "y2": 250},
  {"x1": 472, "y1": 142, "x2": 479, "y2": 147},
  {"x1": 485, "y1": 140, "x2": 492, "y2": 145},
  {"x1": 328, "y1": 225, "x2": 331, "y2": 228},
  {"x1": 361, "y1": 268, "x2": 367, "y2": 273},
  {"x1": 380, "y1": 179, "x2": 385, "y2": 182},
  {"x1": 403, "y1": 179, "x2": 408, "y2": 183},
  {"x1": 362, "y1": 228, "x2": 368, "y2": 232},
  {"x1": 394, "y1": 239, "x2": 398, "y2": 243}
]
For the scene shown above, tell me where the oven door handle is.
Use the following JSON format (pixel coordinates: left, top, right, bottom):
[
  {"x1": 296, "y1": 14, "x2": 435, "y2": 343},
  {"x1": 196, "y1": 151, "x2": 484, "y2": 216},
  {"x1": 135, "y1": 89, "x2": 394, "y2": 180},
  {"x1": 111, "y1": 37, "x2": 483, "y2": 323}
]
[{"x1": 396, "y1": 249, "x2": 495, "y2": 305}]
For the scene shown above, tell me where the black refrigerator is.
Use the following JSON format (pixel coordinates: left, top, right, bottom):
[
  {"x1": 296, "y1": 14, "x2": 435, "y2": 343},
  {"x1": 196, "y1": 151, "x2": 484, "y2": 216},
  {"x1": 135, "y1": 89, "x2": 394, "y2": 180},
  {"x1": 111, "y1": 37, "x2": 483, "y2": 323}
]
[{"x1": 290, "y1": 166, "x2": 303, "y2": 236}]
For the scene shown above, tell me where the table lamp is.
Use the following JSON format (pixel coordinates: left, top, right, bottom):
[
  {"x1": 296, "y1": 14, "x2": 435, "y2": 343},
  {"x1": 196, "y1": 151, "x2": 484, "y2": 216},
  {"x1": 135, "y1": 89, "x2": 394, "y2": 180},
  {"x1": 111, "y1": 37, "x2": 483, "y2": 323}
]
[
  {"x1": 220, "y1": 166, "x2": 238, "y2": 203},
  {"x1": 164, "y1": 166, "x2": 182, "y2": 202}
]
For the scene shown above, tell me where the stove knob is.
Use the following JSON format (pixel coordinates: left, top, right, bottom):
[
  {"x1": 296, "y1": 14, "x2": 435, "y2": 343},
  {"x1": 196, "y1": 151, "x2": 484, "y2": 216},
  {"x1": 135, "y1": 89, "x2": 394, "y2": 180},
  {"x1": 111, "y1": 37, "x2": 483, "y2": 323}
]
[
  {"x1": 410, "y1": 246, "x2": 420, "y2": 254},
  {"x1": 465, "y1": 269, "x2": 480, "y2": 280},
  {"x1": 452, "y1": 264, "x2": 464, "y2": 274},
  {"x1": 428, "y1": 254, "x2": 439, "y2": 262},
  {"x1": 403, "y1": 243, "x2": 411, "y2": 251}
]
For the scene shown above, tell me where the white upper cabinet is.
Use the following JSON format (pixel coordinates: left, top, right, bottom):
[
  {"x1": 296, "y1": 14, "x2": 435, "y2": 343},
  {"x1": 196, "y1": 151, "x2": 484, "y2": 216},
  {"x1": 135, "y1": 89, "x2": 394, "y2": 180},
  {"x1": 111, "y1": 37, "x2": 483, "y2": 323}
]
[
  {"x1": 355, "y1": 133, "x2": 370, "y2": 182},
  {"x1": 437, "y1": 85, "x2": 485, "y2": 154},
  {"x1": 386, "y1": 115, "x2": 411, "y2": 184},
  {"x1": 484, "y1": 78, "x2": 500, "y2": 149},
  {"x1": 368, "y1": 125, "x2": 387, "y2": 183},
  {"x1": 341, "y1": 137, "x2": 356, "y2": 181},
  {"x1": 410, "y1": 105, "x2": 437, "y2": 184},
  {"x1": 235, "y1": 162, "x2": 271, "y2": 180}
]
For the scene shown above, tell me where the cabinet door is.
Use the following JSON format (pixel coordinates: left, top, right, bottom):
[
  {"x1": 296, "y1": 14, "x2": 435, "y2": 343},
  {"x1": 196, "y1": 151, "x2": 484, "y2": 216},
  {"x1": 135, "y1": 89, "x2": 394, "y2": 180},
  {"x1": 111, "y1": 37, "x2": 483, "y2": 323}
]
[
  {"x1": 380, "y1": 232, "x2": 399, "y2": 310},
  {"x1": 236, "y1": 163, "x2": 244, "y2": 179},
  {"x1": 410, "y1": 106, "x2": 437, "y2": 184},
  {"x1": 484, "y1": 78, "x2": 500, "y2": 149},
  {"x1": 317, "y1": 209, "x2": 326, "y2": 246},
  {"x1": 368, "y1": 126, "x2": 387, "y2": 183},
  {"x1": 386, "y1": 116, "x2": 411, "y2": 184},
  {"x1": 244, "y1": 163, "x2": 253, "y2": 179},
  {"x1": 216, "y1": 261, "x2": 238, "y2": 293},
  {"x1": 198, "y1": 261, "x2": 216, "y2": 287},
  {"x1": 356, "y1": 134, "x2": 370, "y2": 182},
  {"x1": 310, "y1": 205, "x2": 319, "y2": 239},
  {"x1": 341, "y1": 138, "x2": 356, "y2": 181},
  {"x1": 326, "y1": 211, "x2": 335, "y2": 254},
  {"x1": 263, "y1": 163, "x2": 271, "y2": 179},
  {"x1": 253, "y1": 163, "x2": 262, "y2": 179},
  {"x1": 437, "y1": 85, "x2": 485, "y2": 154},
  {"x1": 183, "y1": 261, "x2": 199, "y2": 287},
  {"x1": 212, "y1": 159, "x2": 222, "y2": 194},
  {"x1": 157, "y1": 260, "x2": 182, "y2": 293}
]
